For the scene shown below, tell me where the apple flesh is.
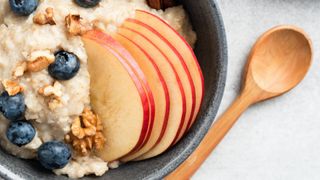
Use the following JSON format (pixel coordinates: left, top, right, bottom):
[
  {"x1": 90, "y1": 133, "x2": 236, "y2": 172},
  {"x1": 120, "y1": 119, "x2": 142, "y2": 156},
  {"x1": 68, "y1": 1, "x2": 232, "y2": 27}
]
[
  {"x1": 134, "y1": 10, "x2": 205, "y2": 142},
  {"x1": 117, "y1": 26, "x2": 190, "y2": 160},
  {"x1": 122, "y1": 19, "x2": 194, "y2": 146},
  {"x1": 90, "y1": 30, "x2": 156, "y2": 152},
  {"x1": 82, "y1": 31, "x2": 150, "y2": 161},
  {"x1": 121, "y1": 21, "x2": 196, "y2": 159},
  {"x1": 114, "y1": 33, "x2": 170, "y2": 162}
]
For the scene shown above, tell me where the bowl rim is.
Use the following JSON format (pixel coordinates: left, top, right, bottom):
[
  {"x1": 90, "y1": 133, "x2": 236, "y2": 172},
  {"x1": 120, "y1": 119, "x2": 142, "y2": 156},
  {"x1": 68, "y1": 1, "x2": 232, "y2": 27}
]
[{"x1": 147, "y1": 0, "x2": 228, "y2": 179}]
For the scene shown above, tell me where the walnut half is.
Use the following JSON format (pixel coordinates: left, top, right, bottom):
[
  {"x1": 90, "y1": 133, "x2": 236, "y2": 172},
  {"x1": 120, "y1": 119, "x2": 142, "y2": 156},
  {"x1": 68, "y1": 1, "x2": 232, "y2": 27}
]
[{"x1": 65, "y1": 108, "x2": 106, "y2": 156}]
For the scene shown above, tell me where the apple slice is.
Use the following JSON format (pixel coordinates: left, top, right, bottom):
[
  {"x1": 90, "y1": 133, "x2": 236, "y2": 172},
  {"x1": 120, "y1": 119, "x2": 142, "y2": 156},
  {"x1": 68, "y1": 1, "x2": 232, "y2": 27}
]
[
  {"x1": 134, "y1": 10, "x2": 205, "y2": 137},
  {"x1": 116, "y1": 27, "x2": 187, "y2": 160},
  {"x1": 90, "y1": 30, "x2": 156, "y2": 152},
  {"x1": 82, "y1": 31, "x2": 150, "y2": 161},
  {"x1": 121, "y1": 20, "x2": 196, "y2": 157},
  {"x1": 114, "y1": 33, "x2": 170, "y2": 161}
]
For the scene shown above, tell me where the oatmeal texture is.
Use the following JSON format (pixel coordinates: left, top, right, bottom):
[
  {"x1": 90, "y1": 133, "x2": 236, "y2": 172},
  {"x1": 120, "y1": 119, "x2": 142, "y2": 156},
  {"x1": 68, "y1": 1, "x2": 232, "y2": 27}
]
[
  {"x1": 0, "y1": 0, "x2": 196, "y2": 178},
  {"x1": 54, "y1": 155, "x2": 109, "y2": 179}
]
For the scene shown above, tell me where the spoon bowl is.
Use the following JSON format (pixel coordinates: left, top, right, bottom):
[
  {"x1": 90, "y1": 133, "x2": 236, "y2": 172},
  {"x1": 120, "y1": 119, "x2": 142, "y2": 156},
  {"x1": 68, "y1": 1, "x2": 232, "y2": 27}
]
[
  {"x1": 167, "y1": 25, "x2": 312, "y2": 179},
  {"x1": 244, "y1": 26, "x2": 312, "y2": 101}
]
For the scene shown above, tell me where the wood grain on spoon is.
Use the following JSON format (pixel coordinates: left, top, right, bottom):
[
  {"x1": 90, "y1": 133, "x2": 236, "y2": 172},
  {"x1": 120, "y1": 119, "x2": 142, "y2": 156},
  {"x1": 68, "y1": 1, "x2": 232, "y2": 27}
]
[{"x1": 166, "y1": 25, "x2": 312, "y2": 179}]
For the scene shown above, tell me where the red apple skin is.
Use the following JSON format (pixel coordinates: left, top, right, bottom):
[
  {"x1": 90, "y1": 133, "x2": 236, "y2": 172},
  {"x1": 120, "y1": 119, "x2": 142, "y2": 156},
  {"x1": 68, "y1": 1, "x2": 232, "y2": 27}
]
[
  {"x1": 115, "y1": 33, "x2": 171, "y2": 161},
  {"x1": 89, "y1": 30, "x2": 156, "y2": 152},
  {"x1": 135, "y1": 10, "x2": 205, "y2": 137},
  {"x1": 118, "y1": 27, "x2": 186, "y2": 140},
  {"x1": 83, "y1": 31, "x2": 151, "y2": 155},
  {"x1": 117, "y1": 27, "x2": 189, "y2": 160},
  {"x1": 122, "y1": 19, "x2": 196, "y2": 146},
  {"x1": 95, "y1": 31, "x2": 157, "y2": 152}
]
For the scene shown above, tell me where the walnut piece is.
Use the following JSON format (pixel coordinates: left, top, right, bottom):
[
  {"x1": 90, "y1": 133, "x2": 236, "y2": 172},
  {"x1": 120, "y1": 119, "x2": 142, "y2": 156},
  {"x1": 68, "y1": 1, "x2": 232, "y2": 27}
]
[
  {"x1": 38, "y1": 81, "x2": 63, "y2": 97},
  {"x1": 147, "y1": 0, "x2": 179, "y2": 10},
  {"x1": 38, "y1": 81, "x2": 63, "y2": 110},
  {"x1": 93, "y1": 131, "x2": 105, "y2": 150},
  {"x1": 2, "y1": 80, "x2": 24, "y2": 96},
  {"x1": 65, "y1": 14, "x2": 92, "y2": 36},
  {"x1": 12, "y1": 61, "x2": 27, "y2": 79},
  {"x1": 48, "y1": 97, "x2": 62, "y2": 110},
  {"x1": 33, "y1": 7, "x2": 56, "y2": 25},
  {"x1": 65, "y1": 108, "x2": 106, "y2": 156},
  {"x1": 27, "y1": 56, "x2": 53, "y2": 72},
  {"x1": 71, "y1": 116, "x2": 96, "y2": 139},
  {"x1": 27, "y1": 50, "x2": 55, "y2": 72}
]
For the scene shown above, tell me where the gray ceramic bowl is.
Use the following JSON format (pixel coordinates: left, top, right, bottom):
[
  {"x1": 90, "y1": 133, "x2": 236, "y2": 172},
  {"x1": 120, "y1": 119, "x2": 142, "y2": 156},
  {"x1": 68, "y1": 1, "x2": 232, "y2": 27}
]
[{"x1": 0, "y1": 0, "x2": 227, "y2": 179}]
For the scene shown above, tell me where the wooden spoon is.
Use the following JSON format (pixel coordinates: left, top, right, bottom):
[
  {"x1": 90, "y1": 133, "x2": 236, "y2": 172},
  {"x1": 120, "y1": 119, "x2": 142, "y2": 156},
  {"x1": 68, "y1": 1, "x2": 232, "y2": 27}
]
[{"x1": 166, "y1": 25, "x2": 312, "y2": 179}]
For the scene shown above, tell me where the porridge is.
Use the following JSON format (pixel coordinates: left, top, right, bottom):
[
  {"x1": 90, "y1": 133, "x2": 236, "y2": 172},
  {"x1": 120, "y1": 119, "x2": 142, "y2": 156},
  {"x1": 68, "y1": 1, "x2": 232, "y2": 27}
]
[{"x1": 0, "y1": 0, "x2": 198, "y2": 178}]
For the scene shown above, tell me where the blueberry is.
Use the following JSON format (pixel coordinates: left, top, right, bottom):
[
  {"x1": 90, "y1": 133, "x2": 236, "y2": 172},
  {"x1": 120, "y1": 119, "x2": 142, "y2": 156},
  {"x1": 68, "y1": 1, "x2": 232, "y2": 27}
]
[
  {"x1": 0, "y1": 92, "x2": 25, "y2": 121},
  {"x1": 74, "y1": 0, "x2": 101, "y2": 8},
  {"x1": 6, "y1": 120, "x2": 35, "y2": 147},
  {"x1": 48, "y1": 51, "x2": 80, "y2": 80},
  {"x1": 9, "y1": 0, "x2": 39, "y2": 16},
  {"x1": 37, "y1": 141, "x2": 71, "y2": 170}
]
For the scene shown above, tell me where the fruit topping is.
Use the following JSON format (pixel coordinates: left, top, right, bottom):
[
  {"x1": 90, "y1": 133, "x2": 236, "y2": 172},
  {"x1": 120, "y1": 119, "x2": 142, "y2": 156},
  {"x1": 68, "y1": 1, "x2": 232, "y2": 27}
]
[
  {"x1": 48, "y1": 51, "x2": 80, "y2": 80},
  {"x1": 37, "y1": 141, "x2": 71, "y2": 170},
  {"x1": 0, "y1": 92, "x2": 25, "y2": 121},
  {"x1": 9, "y1": 0, "x2": 39, "y2": 16},
  {"x1": 74, "y1": 0, "x2": 101, "y2": 8},
  {"x1": 6, "y1": 120, "x2": 35, "y2": 147}
]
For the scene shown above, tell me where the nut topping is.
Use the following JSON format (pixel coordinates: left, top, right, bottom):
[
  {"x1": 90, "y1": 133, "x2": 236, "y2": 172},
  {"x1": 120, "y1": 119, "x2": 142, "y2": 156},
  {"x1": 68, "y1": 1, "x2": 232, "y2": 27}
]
[
  {"x1": 71, "y1": 116, "x2": 96, "y2": 139},
  {"x1": 12, "y1": 61, "x2": 27, "y2": 79},
  {"x1": 65, "y1": 108, "x2": 105, "y2": 156},
  {"x1": 147, "y1": 0, "x2": 179, "y2": 10},
  {"x1": 2, "y1": 80, "x2": 24, "y2": 96},
  {"x1": 38, "y1": 81, "x2": 63, "y2": 97},
  {"x1": 33, "y1": 7, "x2": 56, "y2": 25},
  {"x1": 27, "y1": 50, "x2": 55, "y2": 72},
  {"x1": 65, "y1": 14, "x2": 92, "y2": 36},
  {"x1": 38, "y1": 81, "x2": 64, "y2": 110},
  {"x1": 27, "y1": 56, "x2": 53, "y2": 72},
  {"x1": 147, "y1": 0, "x2": 162, "y2": 10}
]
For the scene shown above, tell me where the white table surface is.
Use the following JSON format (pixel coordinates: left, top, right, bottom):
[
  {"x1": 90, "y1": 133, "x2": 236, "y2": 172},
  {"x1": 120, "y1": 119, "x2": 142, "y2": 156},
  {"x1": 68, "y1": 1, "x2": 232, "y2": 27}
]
[{"x1": 193, "y1": 0, "x2": 320, "y2": 180}]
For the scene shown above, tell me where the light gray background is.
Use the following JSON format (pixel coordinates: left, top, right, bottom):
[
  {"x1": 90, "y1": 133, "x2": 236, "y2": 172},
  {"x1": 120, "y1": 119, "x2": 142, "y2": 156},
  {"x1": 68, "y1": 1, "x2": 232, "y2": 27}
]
[{"x1": 193, "y1": 0, "x2": 320, "y2": 180}]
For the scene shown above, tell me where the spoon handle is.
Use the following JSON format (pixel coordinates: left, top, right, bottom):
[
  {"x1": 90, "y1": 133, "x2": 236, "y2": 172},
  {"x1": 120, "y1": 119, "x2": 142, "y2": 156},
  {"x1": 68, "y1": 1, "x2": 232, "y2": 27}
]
[{"x1": 166, "y1": 92, "x2": 254, "y2": 179}]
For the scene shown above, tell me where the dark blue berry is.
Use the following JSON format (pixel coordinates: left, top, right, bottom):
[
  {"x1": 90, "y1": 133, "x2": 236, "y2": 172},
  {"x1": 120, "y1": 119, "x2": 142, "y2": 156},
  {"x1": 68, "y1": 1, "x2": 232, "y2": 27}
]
[
  {"x1": 37, "y1": 141, "x2": 71, "y2": 170},
  {"x1": 6, "y1": 120, "x2": 35, "y2": 147},
  {"x1": 9, "y1": 0, "x2": 39, "y2": 16},
  {"x1": 74, "y1": 0, "x2": 101, "y2": 8},
  {"x1": 48, "y1": 51, "x2": 80, "y2": 80},
  {"x1": 0, "y1": 92, "x2": 25, "y2": 121}
]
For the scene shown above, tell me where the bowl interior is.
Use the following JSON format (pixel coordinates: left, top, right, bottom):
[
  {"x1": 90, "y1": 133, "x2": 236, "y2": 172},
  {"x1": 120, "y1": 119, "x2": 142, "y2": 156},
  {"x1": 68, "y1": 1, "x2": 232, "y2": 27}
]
[{"x1": 0, "y1": 0, "x2": 227, "y2": 180}]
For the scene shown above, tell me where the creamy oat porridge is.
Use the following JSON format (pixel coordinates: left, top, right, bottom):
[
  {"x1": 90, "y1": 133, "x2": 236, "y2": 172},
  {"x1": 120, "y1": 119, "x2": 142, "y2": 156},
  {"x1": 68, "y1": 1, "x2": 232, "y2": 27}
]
[{"x1": 0, "y1": 0, "x2": 198, "y2": 178}]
